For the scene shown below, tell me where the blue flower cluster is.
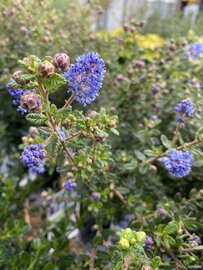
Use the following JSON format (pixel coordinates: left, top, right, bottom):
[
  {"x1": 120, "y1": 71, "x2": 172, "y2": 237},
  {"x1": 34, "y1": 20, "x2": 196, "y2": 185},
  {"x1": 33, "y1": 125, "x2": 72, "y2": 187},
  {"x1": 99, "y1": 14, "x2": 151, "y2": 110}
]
[
  {"x1": 184, "y1": 42, "x2": 203, "y2": 60},
  {"x1": 145, "y1": 236, "x2": 153, "y2": 249},
  {"x1": 7, "y1": 79, "x2": 24, "y2": 105},
  {"x1": 64, "y1": 180, "x2": 77, "y2": 191},
  {"x1": 189, "y1": 234, "x2": 201, "y2": 247},
  {"x1": 21, "y1": 144, "x2": 46, "y2": 174},
  {"x1": 163, "y1": 149, "x2": 193, "y2": 178},
  {"x1": 92, "y1": 192, "x2": 101, "y2": 201},
  {"x1": 175, "y1": 99, "x2": 195, "y2": 122},
  {"x1": 64, "y1": 52, "x2": 106, "y2": 106}
]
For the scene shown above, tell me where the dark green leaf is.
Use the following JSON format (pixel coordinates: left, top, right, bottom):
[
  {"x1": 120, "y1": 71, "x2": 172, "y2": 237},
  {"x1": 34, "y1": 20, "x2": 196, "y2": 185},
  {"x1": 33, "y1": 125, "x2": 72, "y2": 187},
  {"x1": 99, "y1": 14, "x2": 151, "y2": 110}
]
[
  {"x1": 26, "y1": 113, "x2": 47, "y2": 125},
  {"x1": 160, "y1": 135, "x2": 171, "y2": 149}
]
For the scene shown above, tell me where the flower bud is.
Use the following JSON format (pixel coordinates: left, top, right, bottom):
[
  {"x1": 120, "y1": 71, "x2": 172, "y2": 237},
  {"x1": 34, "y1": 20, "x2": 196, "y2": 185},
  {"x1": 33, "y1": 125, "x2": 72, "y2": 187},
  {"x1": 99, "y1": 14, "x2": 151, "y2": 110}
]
[
  {"x1": 38, "y1": 61, "x2": 55, "y2": 77},
  {"x1": 181, "y1": 40, "x2": 187, "y2": 47},
  {"x1": 41, "y1": 191, "x2": 48, "y2": 198},
  {"x1": 23, "y1": 57, "x2": 30, "y2": 65},
  {"x1": 64, "y1": 180, "x2": 76, "y2": 191},
  {"x1": 28, "y1": 138, "x2": 34, "y2": 144},
  {"x1": 124, "y1": 228, "x2": 132, "y2": 235},
  {"x1": 88, "y1": 111, "x2": 98, "y2": 118},
  {"x1": 67, "y1": 172, "x2": 74, "y2": 179},
  {"x1": 108, "y1": 120, "x2": 117, "y2": 128},
  {"x1": 120, "y1": 122, "x2": 126, "y2": 128},
  {"x1": 139, "y1": 21, "x2": 146, "y2": 28},
  {"x1": 116, "y1": 74, "x2": 125, "y2": 82},
  {"x1": 199, "y1": 189, "x2": 203, "y2": 196},
  {"x1": 157, "y1": 208, "x2": 166, "y2": 218},
  {"x1": 118, "y1": 238, "x2": 129, "y2": 249},
  {"x1": 123, "y1": 23, "x2": 129, "y2": 32},
  {"x1": 110, "y1": 106, "x2": 117, "y2": 114},
  {"x1": 95, "y1": 5, "x2": 104, "y2": 16},
  {"x1": 130, "y1": 238, "x2": 136, "y2": 244},
  {"x1": 53, "y1": 53, "x2": 70, "y2": 72},
  {"x1": 135, "y1": 231, "x2": 146, "y2": 243},
  {"x1": 169, "y1": 43, "x2": 176, "y2": 52},
  {"x1": 132, "y1": 60, "x2": 145, "y2": 69},
  {"x1": 128, "y1": 25, "x2": 136, "y2": 33},
  {"x1": 20, "y1": 26, "x2": 28, "y2": 36},
  {"x1": 145, "y1": 236, "x2": 153, "y2": 248},
  {"x1": 82, "y1": 131, "x2": 89, "y2": 138},
  {"x1": 20, "y1": 92, "x2": 41, "y2": 112},
  {"x1": 149, "y1": 165, "x2": 157, "y2": 173},
  {"x1": 21, "y1": 136, "x2": 28, "y2": 144},
  {"x1": 189, "y1": 234, "x2": 201, "y2": 247},
  {"x1": 90, "y1": 34, "x2": 97, "y2": 41},
  {"x1": 3, "y1": 68, "x2": 9, "y2": 74},
  {"x1": 29, "y1": 127, "x2": 39, "y2": 136},
  {"x1": 151, "y1": 85, "x2": 160, "y2": 94},
  {"x1": 95, "y1": 135, "x2": 106, "y2": 142},
  {"x1": 92, "y1": 192, "x2": 101, "y2": 201},
  {"x1": 12, "y1": 70, "x2": 30, "y2": 87},
  {"x1": 87, "y1": 158, "x2": 92, "y2": 164}
]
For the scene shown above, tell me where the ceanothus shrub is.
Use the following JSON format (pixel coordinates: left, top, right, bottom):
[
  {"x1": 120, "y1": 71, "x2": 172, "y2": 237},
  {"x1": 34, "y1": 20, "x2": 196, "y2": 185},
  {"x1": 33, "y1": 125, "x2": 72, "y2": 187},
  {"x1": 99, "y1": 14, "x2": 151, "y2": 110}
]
[
  {"x1": 5, "y1": 42, "x2": 203, "y2": 268},
  {"x1": 8, "y1": 52, "x2": 118, "y2": 193}
]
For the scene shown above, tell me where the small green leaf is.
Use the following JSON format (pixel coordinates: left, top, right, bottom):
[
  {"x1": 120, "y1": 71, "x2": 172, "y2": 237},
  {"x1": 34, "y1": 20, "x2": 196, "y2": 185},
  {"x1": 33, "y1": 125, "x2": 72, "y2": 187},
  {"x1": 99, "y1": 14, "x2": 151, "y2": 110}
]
[
  {"x1": 56, "y1": 151, "x2": 66, "y2": 167},
  {"x1": 26, "y1": 113, "x2": 47, "y2": 125},
  {"x1": 38, "y1": 127, "x2": 51, "y2": 136},
  {"x1": 110, "y1": 128, "x2": 119, "y2": 136},
  {"x1": 151, "y1": 256, "x2": 161, "y2": 269},
  {"x1": 163, "y1": 221, "x2": 178, "y2": 235},
  {"x1": 46, "y1": 136, "x2": 60, "y2": 153},
  {"x1": 163, "y1": 235, "x2": 176, "y2": 248},
  {"x1": 116, "y1": 186, "x2": 130, "y2": 195},
  {"x1": 139, "y1": 163, "x2": 149, "y2": 174},
  {"x1": 161, "y1": 135, "x2": 171, "y2": 149},
  {"x1": 56, "y1": 165, "x2": 70, "y2": 173},
  {"x1": 41, "y1": 73, "x2": 66, "y2": 92},
  {"x1": 43, "y1": 262, "x2": 55, "y2": 270},
  {"x1": 134, "y1": 150, "x2": 146, "y2": 161},
  {"x1": 144, "y1": 149, "x2": 156, "y2": 157}
]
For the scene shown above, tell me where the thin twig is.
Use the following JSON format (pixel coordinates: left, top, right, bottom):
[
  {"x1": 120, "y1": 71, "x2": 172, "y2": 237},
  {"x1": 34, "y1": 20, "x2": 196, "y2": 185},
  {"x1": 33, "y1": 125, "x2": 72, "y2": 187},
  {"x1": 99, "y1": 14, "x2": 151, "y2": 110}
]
[
  {"x1": 37, "y1": 79, "x2": 75, "y2": 163},
  {"x1": 63, "y1": 93, "x2": 75, "y2": 108},
  {"x1": 121, "y1": 256, "x2": 131, "y2": 270},
  {"x1": 180, "y1": 245, "x2": 203, "y2": 253},
  {"x1": 171, "y1": 122, "x2": 182, "y2": 147},
  {"x1": 66, "y1": 131, "x2": 81, "y2": 141},
  {"x1": 92, "y1": 140, "x2": 96, "y2": 162},
  {"x1": 89, "y1": 248, "x2": 96, "y2": 270},
  {"x1": 23, "y1": 199, "x2": 31, "y2": 225},
  {"x1": 113, "y1": 189, "x2": 127, "y2": 204},
  {"x1": 161, "y1": 242, "x2": 187, "y2": 270}
]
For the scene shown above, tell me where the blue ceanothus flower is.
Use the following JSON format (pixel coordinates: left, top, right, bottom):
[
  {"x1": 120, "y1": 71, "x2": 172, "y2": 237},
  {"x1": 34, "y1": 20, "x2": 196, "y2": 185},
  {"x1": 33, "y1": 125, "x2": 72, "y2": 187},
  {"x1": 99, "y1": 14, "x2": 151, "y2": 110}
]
[
  {"x1": 7, "y1": 79, "x2": 24, "y2": 105},
  {"x1": 175, "y1": 99, "x2": 195, "y2": 116},
  {"x1": 175, "y1": 98, "x2": 195, "y2": 122},
  {"x1": 145, "y1": 236, "x2": 153, "y2": 249},
  {"x1": 163, "y1": 149, "x2": 193, "y2": 178},
  {"x1": 64, "y1": 52, "x2": 106, "y2": 106},
  {"x1": 184, "y1": 42, "x2": 203, "y2": 60},
  {"x1": 64, "y1": 180, "x2": 76, "y2": 191},
  {"x1": 21, "y1": 144, "x2": 46, "y2": 174},
  {"x1": 92, "y1": 192, "x2": 101, "y2": 201}
]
